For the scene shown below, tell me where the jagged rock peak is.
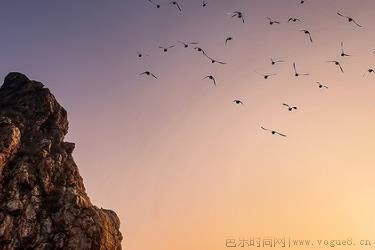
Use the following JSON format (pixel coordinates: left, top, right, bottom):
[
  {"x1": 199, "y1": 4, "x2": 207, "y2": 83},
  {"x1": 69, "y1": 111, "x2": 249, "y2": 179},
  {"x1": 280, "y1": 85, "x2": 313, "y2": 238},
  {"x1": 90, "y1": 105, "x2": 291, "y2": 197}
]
[{"x1": 0, "y1": 72, "x2": 123, "y2": 250}]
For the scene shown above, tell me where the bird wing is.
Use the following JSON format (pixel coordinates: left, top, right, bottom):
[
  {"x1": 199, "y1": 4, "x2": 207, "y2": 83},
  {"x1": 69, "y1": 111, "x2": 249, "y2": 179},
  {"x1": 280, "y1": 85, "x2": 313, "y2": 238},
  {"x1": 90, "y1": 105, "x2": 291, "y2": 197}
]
[
  {"x1": 308, "y1": 33, "x2": 313, "y2": 42},
  {"x1": 190, "y1": 42, "x2": 199, "y2": 45},
  {"x1": 339, "y1": 63, "x2": 344, "y2": 73},
  {"x1": 288, "y1": 18, "x2": 293, "y2": 22},
  {"x1": 283, "y1": 103, "x2": 290, "y2": 108},
  {"x1": 215, "y1": 60, "x2": 227, "y2": 64},
  {"x1": 202, "y1": 76, "x2": 209, "y2": 80},
  {"x1": 276, "y1": 132, "x2": 287, "y2": 137},
  {"x1": 337, "y1": 12, "x2": 349, "y2": 19},
  {"x1": 139, "y1": 72, "x2": 147, "y2": 76},
  {"x1": 151, "y1": 73, "x2": 158, "y2": 79},
  {"x1": 176, "y1": 2, "x2": 182, "y2": 11},
  {"x1": 261, "y1": 126, "x2": 270, "y2": 132},
  {"x1": 293, "y1": 62, "x2": 297, "y2": 73},
  {"x1": 168, "y1": 45, "x2": 175, "y2": 48},
  {"x1": 352, "y1": 19, "x2": 362, "y2": 27},
  {"x1": 158, "y1": 46, "x2": 164, "y2": 49}
]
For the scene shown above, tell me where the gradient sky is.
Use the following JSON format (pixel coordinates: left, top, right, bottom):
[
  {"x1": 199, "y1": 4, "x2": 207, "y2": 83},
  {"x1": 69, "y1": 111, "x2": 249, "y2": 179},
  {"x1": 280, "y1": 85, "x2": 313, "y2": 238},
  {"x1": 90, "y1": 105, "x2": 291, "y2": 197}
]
[{"x1": 2, "y1": 0, "x2": 375, "y2": 249}]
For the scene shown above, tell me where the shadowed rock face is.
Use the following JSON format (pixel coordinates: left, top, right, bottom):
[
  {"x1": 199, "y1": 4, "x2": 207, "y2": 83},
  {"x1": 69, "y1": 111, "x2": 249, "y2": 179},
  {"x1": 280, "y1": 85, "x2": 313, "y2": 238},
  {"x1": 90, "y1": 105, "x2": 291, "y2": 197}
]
[{"x1": 0, "y1": 73, "x2": 123, "y2": 250}]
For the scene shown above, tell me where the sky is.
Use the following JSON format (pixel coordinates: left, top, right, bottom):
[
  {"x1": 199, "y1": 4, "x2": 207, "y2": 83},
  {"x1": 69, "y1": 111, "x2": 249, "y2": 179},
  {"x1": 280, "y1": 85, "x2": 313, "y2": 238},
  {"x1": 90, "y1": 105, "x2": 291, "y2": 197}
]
[{"x1": 1, "y1": 0, "x2": 375, "y2": 249}]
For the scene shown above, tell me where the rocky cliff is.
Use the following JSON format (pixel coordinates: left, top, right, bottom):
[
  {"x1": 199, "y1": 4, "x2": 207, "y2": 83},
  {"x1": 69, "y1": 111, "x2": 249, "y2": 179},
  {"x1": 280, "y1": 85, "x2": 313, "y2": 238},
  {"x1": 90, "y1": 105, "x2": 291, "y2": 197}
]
[{"x1": 0, "y1": 73, "x2": 123, "y2": 249}]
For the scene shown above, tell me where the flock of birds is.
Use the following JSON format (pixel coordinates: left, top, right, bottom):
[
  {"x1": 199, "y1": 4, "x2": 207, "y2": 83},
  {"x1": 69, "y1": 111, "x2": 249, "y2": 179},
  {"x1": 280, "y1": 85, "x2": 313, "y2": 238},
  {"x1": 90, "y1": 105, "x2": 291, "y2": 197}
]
[{"x1": 139, "y1": 0, "x2": 375, "y2": 138}]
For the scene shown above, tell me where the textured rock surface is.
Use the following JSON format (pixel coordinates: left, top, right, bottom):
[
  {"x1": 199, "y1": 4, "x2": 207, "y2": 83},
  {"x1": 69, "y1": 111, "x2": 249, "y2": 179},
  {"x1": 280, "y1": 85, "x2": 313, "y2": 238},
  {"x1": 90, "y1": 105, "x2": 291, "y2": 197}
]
[{"x1": 0, "y1": 73, "x2": 122, "y2": 249}]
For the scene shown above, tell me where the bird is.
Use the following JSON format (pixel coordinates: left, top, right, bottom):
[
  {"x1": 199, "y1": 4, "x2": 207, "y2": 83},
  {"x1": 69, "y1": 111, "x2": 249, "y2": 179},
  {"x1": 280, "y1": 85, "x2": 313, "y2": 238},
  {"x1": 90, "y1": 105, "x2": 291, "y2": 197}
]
[
  {"x1": 137, "y1": 51, "x2": 149, "y2": 58},
  {"x1": 139, "y1": 71, "x2": 158, "y2": 79},
  {"x1": 261, "y1": 126, "x2": 287, "y2": 137},
  {"x1": 228, "y1": 11, "x2": 245, "y2": 23},
  {"x1": 288, "y1": 17, "x2": 301, "y2": 22},
  {"x1": 300, "y1": 0, "x2": 308, "y2": 4},
  {"x1": 364, "y1": 68, "x2": 375, "y2": 77},
  {"x1": 316, "y1": 82, "x2": 328, "y2": 89},
  {"x1": 271, "y1": 58, "x2": 285, "y2": 65},
  {"x1": 169, "y1": 1, "x2": 182, "y2": 11},
  {"x1": 340, "y1": 42, "x2": 352, "y2": 57},
  {"x1": 327, "y1": 60, "x2": 344, "y2": 73},
  {"x1": 225, "y1": 37, "x2": 233, "y2": 46},
  {"x1": 178, "y1": 41, "x2": 198, "y2": 48},
  {"x1": 293, "y1": 62, "x2": 309, "y2": 77},
  {"x1": 300, "y1": 30, "x2": 313, "y2": 42},
  {"x1": 267, "y1": 17, "x2": 280, "y2": 25},
  {"x1": 233, "y1": 100, "x2": 243, "y2": 105},
  {"x1": 147, "y1": 0, "x2": 161, "y2": 8},
  {"x1": 202, "y1": 75, "x2": 216, "y2": 86},
  {"x1": 159, "y1": 45, "x2": 175, "y2": 52},
  {"x1": 337, "y1": 13, "x2": 362, "y2": 27},
  {"x1": 255, "y1": 71, "x2": 277, "y2": 79},
  {"x1": 283, "y1": 103, "x2": 298, "y2": 111},
  {"x1": 202, "y1": 0, "x2": 207, "y2": 7}
]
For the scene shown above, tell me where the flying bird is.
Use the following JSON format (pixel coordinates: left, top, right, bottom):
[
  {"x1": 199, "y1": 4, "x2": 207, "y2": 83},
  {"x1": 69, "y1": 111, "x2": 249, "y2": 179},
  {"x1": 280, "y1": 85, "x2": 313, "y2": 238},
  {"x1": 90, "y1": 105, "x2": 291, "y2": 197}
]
[
  {"x1": 147, "y1": 0, "x2": 161, "y2": 8},
  {"x1": 300, "y1": 30, "x2": 313, "y2": 42},
  {"x1": 178, "y1": 41, "x2": 198, "y2": 48},
  {"x1": 159, "y1": 45, "x2": 175, "y2": 52},
  {"x1": 288, "y1": 17, "x2": 301, "y2": 22},
  {"x1": 202, "y1": 75, "x2": 216, "y2": 86},
  {"x1": 316, "y1": 82, "x2": 328, "y2": 89},
  {"x1": 169, "y1": 1, "x2": 182, "y2": 11},
  {"x1": 137, "y1": 51, "x2": 149, "y2": 58},
  {"x1": 233, "y1": 100, "x2": 243, "y2": 105},
  {"x1": 364, "y1": 68, "x2": 375, "y2": 77},
  {"x1": 267, "y1": 17, "x2": 280, "y2": 25},
  {"x1": 140, "y1": 71, "x2": 158, "y2": 79},
  {"x1": 202, "y1": 0, "x2": 207, "y2": 7},
  {"x1": 337, "y1": 13, "x2": 362, "y2": 27},
  {"x1": 271, "y1": 58, "x2": 285, "y2": 65},
  {"x1": 283, "y1": 103, "x2": 298, "y2": 111},
  {"x1": 225, "y1": 36, "x2": 233, "y2": 46},
  {"x1": 340, "y1": 42, "x2": 352, "y2": 57},
  {"x1": 327, "y1": 60, "x2": 344, "y2": 73},
  {"x1": 293, "y1": 62, "x2": 309, "y2": 77},
  {"x1": 255, "y1": 71, "x2": 277, "y2": 79},
  {"x1": 228, "y1": 11, "x2": 245, "y2": 23},
  {"x1": 261, "y1": 126, "x2": 287, "y2": 137}
]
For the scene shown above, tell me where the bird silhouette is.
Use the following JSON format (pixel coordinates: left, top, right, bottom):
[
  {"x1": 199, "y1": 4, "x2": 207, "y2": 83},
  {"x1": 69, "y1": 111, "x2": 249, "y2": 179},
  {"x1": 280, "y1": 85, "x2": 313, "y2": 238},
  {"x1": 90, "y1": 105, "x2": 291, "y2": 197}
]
[
  {"x1": 225, "y1": 37, "x2": 233, "y2": 46},
  {"x1": 169, "y1": 1, "x2": 182, "y2": 11},
  {"x1": 300, "y1": 30, "x2": 313, "y2": 42},
  {"x1": 140, "y1": 71, "x2": 158, "y2": 79},
  {"x1": 202, "y1": 0, "x2": 207, "y2": 7},
  {"x1": 293, "y1": 62, "x2": 309, "y2": 77},
  {"x1": 228, "y1": 11, "x2": 245, "y2": 23},
  {"x1": 159, "y1": 45, "x2": 175, "y2": 52},
  {"x1": 340, "y1": 42, "x2": 352, "y2": 57},
  {"x1": 327, "y1": 60, "x2": 344, "y2": 73},
  {"x1": 364, "y1": 68, "x2": 375, "y2": 77},
  {"x1": 261, "y1": 126, "x2": 287, "y2": 137},
  {"x1": 137, "y1": 51, "x2": 149, "y2": 58},
  {"x1": 283, "y1": 103, "x2": 298, "y2": 111},
  {"x1": 271, "y1": 58, "x2": 285, "y2": 65},
  {"x1": 233, "y1": 100, "x2": 243, "y2": 105},
  {"x1": 202, "y1": 75, "x2": 216, "y2": 86},
  {"x1": 255, "y1": 71, "x2": 277, "y2": 79},
  {"x1": 267, "y1": 17, "x2": 280, "y2": 25},
  {"x1": 178, "y1": 41, "x2": 198, "y2": 48},
  {"x1": 316, "y1": 82, "x2": 328, "y2": 89},
  {"x1": 288, "y1": 17, "x2": 301, "y2": 22},
  {"x1": 147, "y1": 0, "x2": 161, "y2": 8},
  {"x1": 337, "y1": 13, "x2": 362, "y2": 27}
]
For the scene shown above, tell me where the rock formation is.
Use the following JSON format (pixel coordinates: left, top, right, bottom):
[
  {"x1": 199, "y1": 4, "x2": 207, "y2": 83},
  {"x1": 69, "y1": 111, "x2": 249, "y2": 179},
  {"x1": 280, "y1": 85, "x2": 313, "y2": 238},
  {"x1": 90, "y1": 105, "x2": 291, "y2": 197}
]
[{"x1": 0, "y1": 73, "x2": 122, "y2": 249}]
